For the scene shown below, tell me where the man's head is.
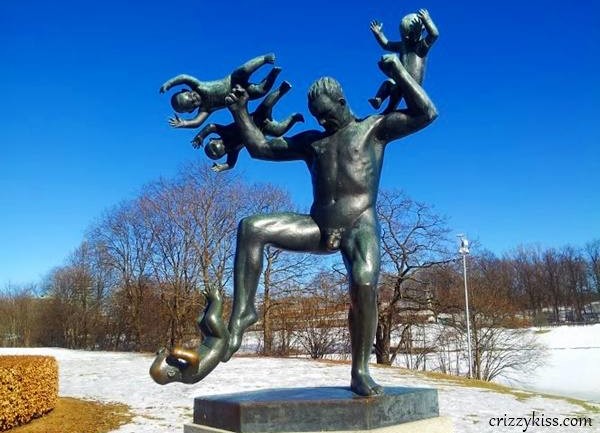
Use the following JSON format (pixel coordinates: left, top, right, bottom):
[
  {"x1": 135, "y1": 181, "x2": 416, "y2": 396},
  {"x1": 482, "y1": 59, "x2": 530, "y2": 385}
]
[
  {"x1": 400, "y1": 13, "x2": 423, "y2": 43},
  {"x1": 205, "y1": 139, "x2": 226, "y2": 160},
  {"x1": 171, "y1": 90, "x2": 202, "y2": 113},
  {"x1": 307, "y1": 77, "x2": 352, "y2": 132}
]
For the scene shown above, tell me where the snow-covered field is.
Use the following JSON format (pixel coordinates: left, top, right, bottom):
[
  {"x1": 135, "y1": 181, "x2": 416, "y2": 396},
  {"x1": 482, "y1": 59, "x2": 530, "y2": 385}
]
[
  {"x1": 502, "y1": 324, "x2": 600, "y2": 403},
  {"x1": 1, "y1": 345, "x2": 598, "y2": 433}
]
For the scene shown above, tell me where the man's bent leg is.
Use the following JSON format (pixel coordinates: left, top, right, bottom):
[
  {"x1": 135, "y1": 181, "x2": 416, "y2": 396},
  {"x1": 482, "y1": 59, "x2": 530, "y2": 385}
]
[
  {"x1": 224, "y1": 212, "x2": 321, "y2": 361},
  {"x1": 341, "y1": 215, "x2": 382, "y2": 396}
]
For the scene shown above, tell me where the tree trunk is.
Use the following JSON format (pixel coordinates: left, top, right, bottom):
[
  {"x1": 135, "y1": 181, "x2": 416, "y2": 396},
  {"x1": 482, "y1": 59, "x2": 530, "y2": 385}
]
[{"x1": 375, "y1": 313, "x2": 391, "y2": 365}]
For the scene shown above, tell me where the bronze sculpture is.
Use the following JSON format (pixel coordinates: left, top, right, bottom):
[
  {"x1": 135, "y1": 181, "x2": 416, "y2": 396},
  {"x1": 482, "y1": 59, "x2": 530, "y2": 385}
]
[
  {"x1": 151, "y1": 11, "x2": 438, "y2": 397},
  {"x1": 369, "y1": 9, "x2": 438, "y2": 113},
  {"x1": 191, "y1": 80, "x2": 304, "y2": 172},
  {"x1": 159, "y1": 53, "x2": 280, "y2": 130}
]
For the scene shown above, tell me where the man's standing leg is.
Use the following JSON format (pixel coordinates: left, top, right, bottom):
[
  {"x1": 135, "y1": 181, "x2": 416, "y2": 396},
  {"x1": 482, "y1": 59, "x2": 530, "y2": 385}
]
[{"x1": 341, "y1": 214, "x2": 383, "y2": 396}]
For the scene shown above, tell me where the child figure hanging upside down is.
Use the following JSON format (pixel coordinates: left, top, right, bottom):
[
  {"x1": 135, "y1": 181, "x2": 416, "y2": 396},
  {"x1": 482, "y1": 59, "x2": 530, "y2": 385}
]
[
  {"x1": 191, "y1": 81, "x2": 304, "y2": 172},
  {"x1": 369, "y1": 9, "x2": 438, "y2": 113},
  {"x1": 159, "y1": 53, "x2": 281, "y2": 129}
]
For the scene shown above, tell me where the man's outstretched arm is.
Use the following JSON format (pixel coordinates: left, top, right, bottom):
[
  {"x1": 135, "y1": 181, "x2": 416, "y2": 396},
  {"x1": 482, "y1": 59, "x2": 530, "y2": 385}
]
[
  {"x1": 226, "y1": 86, "x2": 312, "y2": 162},
  {"x1": 375, "y1": 55, "x2": 438, "y2": 143}
]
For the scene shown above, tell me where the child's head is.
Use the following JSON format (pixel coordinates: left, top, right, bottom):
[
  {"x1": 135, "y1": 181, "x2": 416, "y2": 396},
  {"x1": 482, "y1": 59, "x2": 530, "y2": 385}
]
[
  {"x1": 205, "y1": 139, "x2": 226, "y2": 160},
  {"x1": 400, "y1": 13, "x2": 423, "y2": 43},
  {"x1": 171, "y1": 90, "x2": 201, "y2": 113}
]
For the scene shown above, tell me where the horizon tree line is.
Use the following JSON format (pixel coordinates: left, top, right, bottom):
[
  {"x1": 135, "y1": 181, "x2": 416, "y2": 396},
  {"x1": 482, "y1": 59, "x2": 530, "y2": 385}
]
[{"x1": 1, "y1": 162, "x2": 598, "y2": 381}]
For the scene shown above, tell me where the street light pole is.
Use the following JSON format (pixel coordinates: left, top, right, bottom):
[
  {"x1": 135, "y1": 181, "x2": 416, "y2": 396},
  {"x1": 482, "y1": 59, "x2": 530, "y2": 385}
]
[{"x1": 458, "y1": 234, "x2": 473, "y2": 379}]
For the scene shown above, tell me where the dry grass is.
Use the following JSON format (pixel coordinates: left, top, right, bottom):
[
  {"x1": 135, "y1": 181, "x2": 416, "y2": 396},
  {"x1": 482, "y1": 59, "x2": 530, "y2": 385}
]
[
  {"x1": 9, "y1": 397, "x2": 132, "y2": 433},
  {"x1": 314, "y1": 358, "x2": 600, "y2": 415},
  {"x1": 411, "y1": 369, "x2": 600, "y2": 414}
]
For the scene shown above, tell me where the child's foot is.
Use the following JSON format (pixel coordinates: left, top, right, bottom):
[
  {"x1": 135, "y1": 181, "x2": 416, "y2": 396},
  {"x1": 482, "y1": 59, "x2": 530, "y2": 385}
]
[
  {"x1": 369, "y1": 97, "x2": 382, "y2": 109},
  {"x1": 280, "y1": 80, "x2": 292, "y2": 92},
  {"x1": 265, "y1": 53, "x2": 276, "y2": 64}
]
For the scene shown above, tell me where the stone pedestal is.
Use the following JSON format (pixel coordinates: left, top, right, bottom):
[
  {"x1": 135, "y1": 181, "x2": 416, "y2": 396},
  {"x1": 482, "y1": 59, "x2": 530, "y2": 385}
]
[{"x1": 183, "y1": 387, "x2": 451, "y2": 433}]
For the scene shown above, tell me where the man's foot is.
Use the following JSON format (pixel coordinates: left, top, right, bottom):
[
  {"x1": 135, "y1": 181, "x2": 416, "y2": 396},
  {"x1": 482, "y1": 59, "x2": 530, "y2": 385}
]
[
  {"x1": 265, "y1": 53, "x2": 276, "y2": 64},
  {"x1": 292, "y1": 113, "x2": 305, "y2": 123},
  {"x1": 368, "y1": 97, "x2": 382, "y2": 109},
  {"x1": 221, "y1": 311, "x2": 258, "y2": 361},
  {"x1": 351, "y1": 372, "x2": 384, "y2": 396}
]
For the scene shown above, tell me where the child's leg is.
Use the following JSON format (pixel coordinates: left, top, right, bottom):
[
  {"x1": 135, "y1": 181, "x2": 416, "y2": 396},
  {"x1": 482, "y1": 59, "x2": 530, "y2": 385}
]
[
  {"x1": 369, "y1": 79, "x2": 394, "y2": 109},
  {"x1": 382, "y1": 86, "x2": 404, "y2": 114},
  {"x1": 231, "y1": 53, "x2": 276, "y2": 85},
  {"x1": 262, "y1": 80, "x2": 292, "y2": 108},
  {"x1": 252, "y1": 80, "x2": 292, "y2": 125},
  {"x1": 192, "y1": 123, "x2": 221, "y2": 148},
  {"x1": 212, "y1": 148, "x2": 241, "y2": 173},
  {"x1": 247, "y1": 67, "x2": 282, "y2": 99},
  {"x1": 263, "y1": 113, "x2": 304, "y2": 137}
]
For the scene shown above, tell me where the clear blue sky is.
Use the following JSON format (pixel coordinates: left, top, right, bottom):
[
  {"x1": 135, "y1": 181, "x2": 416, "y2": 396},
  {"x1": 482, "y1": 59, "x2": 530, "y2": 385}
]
[{"x1": 1, "y1": 0, "x2": 599, "y2": 287}]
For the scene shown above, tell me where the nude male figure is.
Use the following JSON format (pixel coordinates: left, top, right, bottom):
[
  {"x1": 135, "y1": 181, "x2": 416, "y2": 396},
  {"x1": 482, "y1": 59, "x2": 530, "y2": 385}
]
[{"x1": 223, "y1": 54, "x2": 437, "y2": 396}]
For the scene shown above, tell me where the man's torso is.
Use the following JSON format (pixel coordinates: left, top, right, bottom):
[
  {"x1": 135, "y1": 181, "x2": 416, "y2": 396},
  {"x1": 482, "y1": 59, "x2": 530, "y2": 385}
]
[{"x1": 307, "y1": 117, "x2": 384, "y2": 230}]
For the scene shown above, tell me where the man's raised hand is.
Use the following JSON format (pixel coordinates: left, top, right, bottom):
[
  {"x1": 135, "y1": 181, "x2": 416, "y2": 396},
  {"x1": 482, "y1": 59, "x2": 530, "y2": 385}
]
[{"x1": 225, "y1": 85, "x2": 249, "y2": 112}]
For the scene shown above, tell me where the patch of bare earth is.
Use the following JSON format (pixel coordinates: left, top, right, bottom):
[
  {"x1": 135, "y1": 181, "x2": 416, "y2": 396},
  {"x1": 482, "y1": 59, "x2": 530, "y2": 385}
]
[{"x1": 9, "y1": 397, "x2": 132, "y2": 433}]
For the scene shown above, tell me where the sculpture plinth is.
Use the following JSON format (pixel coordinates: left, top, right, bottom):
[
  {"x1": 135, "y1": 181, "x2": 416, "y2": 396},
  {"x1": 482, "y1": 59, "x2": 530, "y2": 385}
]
[{"x1": 183, "y1": 387, "x2": 443, "y2": 433}]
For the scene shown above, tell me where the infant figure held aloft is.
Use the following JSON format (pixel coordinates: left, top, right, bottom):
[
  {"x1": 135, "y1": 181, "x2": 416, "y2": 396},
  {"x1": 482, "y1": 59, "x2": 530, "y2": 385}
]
[
  {"x1": 192, "y1": 81, "x2": 304, "y2": 172},
  {"x1": 160, "y1": 53, "x2": 281, "y2": 130},
  {"x1": 369, "y1": 9, "x2": 438, "y2": 113}
]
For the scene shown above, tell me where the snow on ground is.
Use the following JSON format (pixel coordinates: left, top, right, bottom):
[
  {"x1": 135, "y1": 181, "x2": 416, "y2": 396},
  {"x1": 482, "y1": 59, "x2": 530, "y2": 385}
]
[
  {"x1": 502, "y1": 324, "x2": 600, "y2": 403},
  {"x1": 1, "y1": 347, "x2": 598, "y2": 433}
]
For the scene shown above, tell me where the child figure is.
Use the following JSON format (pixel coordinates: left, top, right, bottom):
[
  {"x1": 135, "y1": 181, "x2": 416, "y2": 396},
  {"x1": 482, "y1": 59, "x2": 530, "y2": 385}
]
[
  {"x1": 191, "y1": 81, "x2": 304, "y2": 172},
  {"x1": 369, "y1": 9, "x2": 438, "y2": 113},
  {"x1": 159, "y1": 53, "x2": 281, "y2": 130}
]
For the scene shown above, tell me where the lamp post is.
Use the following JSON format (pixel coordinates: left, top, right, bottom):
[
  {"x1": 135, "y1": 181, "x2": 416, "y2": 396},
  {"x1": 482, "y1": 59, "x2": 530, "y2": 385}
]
[{"x1": 458, "y1": 234, "x2": 473, "y2": 379}]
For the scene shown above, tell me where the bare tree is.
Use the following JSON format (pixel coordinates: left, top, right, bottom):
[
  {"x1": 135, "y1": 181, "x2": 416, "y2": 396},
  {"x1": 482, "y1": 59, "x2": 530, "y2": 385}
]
[
  {"x1": 88, "y1": 199, "x2": 156, "y2": 350},
  {"x1": 449, "y1": 253, "x2": 547, "y2": 380},
  {"x1": 541, "y1": 248, "x2": 562, "y2": 323},
  {"x1": 374, "y1": 189, "x2": 453, "y2": 365},
  {"x1": 0, "y1": 284, "x2": 40, "y2": 347},
  {"x1": 41, "y1": 242, "x2": 109, "y2": 349},
  {"x1": 585, "y1": 239, "x2": 600, "y2": 295},
  {"x1": 293, "y1": 271, "x2": 349, "y2": 359},
  {"x1": 139, "y1": 164, "x2": 247, "y2": 348},
  {"x1": 508, "y1": 246, "x2": 546, "y2": 321},
  {"x1": 560, "y1": 246, "x2": 591, "y2": 322}
]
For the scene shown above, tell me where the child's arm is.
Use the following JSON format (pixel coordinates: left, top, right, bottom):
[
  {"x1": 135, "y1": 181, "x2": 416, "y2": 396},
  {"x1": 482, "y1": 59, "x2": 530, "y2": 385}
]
[
  {"x1": 192, "y1": 123, "x2": 220, "y2": 148},
  {"x1": 160, "y1": 74, "x2": 203, "y2": 93},
  {"x1": 370, "y1": 20, "x2": 403, "y2": 52},
  {"x1": 212, "y1": 148, "x2": 240, "y2": 172},
  {"x1": 417, "y1": 9, "x2": 439, "y2": 51},
  {"x1": 169, "y1": 111, "x2": 209, "y2": 129}
]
